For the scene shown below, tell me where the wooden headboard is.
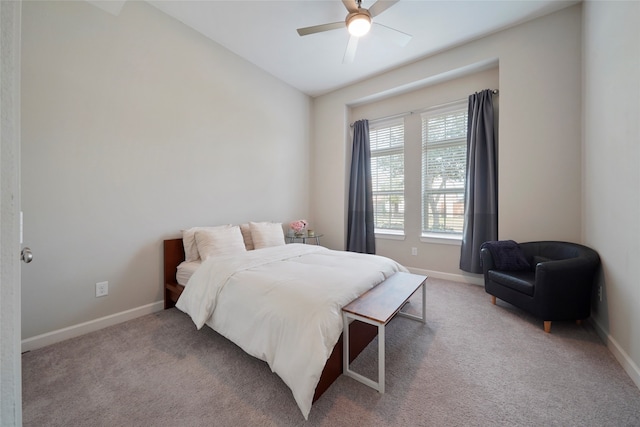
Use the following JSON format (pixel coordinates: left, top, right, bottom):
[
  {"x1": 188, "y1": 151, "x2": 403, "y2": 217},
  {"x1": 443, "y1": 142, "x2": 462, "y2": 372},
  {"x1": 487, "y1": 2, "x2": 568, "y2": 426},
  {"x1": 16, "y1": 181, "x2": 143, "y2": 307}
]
[{"x1": 163, "y1": 238, "x2": 185, "y2": 309}]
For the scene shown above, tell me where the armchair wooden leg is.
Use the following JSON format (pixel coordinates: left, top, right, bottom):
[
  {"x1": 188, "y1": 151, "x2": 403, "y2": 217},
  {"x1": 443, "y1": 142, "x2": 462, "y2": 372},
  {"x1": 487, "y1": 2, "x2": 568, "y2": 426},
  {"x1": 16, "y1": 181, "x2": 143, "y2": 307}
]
[
  {"x1": 576, "y1": 319, "x2": 582, "y2": 326},
  {"x1": 543, "y1": 321, "x2": 552, "y2": 333},
  {"x1": 491, "y1": 295, "x2": 496, "y2": 305}
]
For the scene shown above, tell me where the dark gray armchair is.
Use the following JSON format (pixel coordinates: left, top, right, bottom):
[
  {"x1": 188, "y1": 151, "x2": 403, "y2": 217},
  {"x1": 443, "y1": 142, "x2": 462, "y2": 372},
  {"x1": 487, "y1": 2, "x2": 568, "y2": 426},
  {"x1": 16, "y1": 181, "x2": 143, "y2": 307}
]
[{"x1": 480, "y1": 241, "x2": 600, "y2": 333}]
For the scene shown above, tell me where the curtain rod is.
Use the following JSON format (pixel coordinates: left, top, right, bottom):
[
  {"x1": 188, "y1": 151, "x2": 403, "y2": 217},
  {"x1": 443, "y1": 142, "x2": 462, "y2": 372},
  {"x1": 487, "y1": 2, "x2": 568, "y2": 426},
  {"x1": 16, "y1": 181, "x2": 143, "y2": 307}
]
[{"x1": 350, "y1": 89, "x2": 499, "y2": 127}]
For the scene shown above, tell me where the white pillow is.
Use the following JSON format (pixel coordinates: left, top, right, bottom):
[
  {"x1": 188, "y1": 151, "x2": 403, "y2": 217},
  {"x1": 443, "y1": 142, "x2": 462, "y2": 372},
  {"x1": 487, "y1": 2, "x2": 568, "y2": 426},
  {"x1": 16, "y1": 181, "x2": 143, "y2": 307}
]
[
  {"x1": 195, "y1": 225, "x2": 246, "y2": 260},
  {"x1": 249, "y1": 222, "x2": 285, "y2": 249},
  {"x1": 182, "y1": 225, "x2": 231, "y2": 262},
  {"x1": 239, "y1": 223, "x2": 255, "y2": 251}
]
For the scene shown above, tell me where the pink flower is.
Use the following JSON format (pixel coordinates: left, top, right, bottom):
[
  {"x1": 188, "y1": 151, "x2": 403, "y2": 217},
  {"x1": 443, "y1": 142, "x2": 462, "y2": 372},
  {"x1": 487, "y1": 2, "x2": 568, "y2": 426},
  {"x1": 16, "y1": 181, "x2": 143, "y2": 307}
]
[{"x1": 290, "y1": 220, "x2": 308, "y2": 233}]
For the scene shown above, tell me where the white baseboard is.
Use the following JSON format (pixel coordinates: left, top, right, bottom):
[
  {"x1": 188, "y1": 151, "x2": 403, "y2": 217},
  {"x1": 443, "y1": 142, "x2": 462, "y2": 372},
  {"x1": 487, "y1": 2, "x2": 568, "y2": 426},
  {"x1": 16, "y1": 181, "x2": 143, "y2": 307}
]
[
  {"x1": 590, "y1": 317, "x2": 640, "y2": 391},
  {"x1": 407, "y1": 267, "x2": 484, "y2": 286},
  {"x1": 21, "y1": 301, "x2": 165, "y2": 353}
]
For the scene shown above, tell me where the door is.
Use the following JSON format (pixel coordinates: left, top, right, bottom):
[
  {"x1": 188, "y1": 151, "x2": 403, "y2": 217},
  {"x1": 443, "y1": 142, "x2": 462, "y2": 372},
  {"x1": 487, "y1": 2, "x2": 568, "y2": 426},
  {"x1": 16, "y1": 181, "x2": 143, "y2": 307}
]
[{"x1": 0, "y1": 1, "x2": 23, "y2": 425}]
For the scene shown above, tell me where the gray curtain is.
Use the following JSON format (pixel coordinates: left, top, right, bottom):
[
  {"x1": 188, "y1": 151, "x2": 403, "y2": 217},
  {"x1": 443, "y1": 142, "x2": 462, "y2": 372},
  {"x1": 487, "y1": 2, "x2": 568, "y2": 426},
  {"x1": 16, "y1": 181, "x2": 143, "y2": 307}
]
[
  {"x1": 460, "y1": 90, "x2": 497, "y2": 273},
  {"x1": 347, "y1": 119, "x2": 376, "y2": 254}
]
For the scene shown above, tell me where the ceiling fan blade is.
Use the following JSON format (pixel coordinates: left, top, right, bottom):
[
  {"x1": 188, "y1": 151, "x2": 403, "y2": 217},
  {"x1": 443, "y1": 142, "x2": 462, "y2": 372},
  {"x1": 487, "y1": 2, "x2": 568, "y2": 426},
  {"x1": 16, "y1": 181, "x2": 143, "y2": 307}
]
[
  {"x1": 368, "y1": 0, "x2": 400, "y2": 18},
  {"x1": 343, "y1": 35, "x2": 359, "y2": 63},
  {"x1": 297, "y1": 21, "x2": 345, "y2": 36},
  {"x1": 342, "y1": 0, "x2": 359, "y2": 13},
  {"x1": 372, "y1": 22, "x2": 412, "y2": 46}
]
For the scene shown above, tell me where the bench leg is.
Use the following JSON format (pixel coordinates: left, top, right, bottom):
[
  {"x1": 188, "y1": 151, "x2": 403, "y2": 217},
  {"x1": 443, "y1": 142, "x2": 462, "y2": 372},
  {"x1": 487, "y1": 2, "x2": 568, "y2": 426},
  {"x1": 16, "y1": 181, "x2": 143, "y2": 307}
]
[
  {"x1": 421, "y1": 281, "x2": 426, "y2": 323},
  {"x1": 343, "y1": 312, "x2": 386, "y2": 393},
  {"x1": 378, "y1": 323, "x2": 385, "y2": 394},
  {"x1": 397, "y1": 281, "x2": 427, "y2": 324},
  {"x1": 343, "y1": 312, "x2": 350, "y2": 377}
]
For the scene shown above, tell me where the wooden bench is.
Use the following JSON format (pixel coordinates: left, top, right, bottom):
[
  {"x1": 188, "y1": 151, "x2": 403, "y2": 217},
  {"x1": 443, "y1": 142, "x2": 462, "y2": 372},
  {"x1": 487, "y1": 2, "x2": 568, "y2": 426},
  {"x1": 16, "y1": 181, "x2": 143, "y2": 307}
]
[{"x1": 342, "y1": 271, "x2": 427, "y2": 393}]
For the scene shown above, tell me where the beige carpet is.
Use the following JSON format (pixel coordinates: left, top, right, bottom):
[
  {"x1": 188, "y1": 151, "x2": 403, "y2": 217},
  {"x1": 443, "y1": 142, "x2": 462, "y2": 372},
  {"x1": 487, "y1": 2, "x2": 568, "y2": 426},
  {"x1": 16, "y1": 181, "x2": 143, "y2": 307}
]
[{"x1": 22, "y1": 277, "x2": 640, "y2": 426}]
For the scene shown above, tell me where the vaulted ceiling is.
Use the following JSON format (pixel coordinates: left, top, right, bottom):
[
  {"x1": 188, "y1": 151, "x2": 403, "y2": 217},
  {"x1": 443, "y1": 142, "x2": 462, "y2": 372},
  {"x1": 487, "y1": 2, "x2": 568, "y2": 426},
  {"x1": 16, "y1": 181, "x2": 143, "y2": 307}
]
[{"x1": 91, "y1": 1, "x2": 579, "y2": 96}]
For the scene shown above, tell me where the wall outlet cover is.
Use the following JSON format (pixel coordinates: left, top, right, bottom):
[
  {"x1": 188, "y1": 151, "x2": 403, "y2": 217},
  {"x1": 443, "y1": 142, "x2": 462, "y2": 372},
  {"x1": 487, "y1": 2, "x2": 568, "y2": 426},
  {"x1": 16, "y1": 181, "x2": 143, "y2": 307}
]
[{"x1": 96, "y1": 281, "x2": 108, "y2": 297}]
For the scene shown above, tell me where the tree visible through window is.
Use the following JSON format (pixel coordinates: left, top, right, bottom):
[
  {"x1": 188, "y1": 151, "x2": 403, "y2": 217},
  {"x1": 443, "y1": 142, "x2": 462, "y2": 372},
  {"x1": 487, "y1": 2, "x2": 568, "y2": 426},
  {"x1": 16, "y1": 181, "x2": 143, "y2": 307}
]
[
  {"x1": 369, "y1": 119, "x2": 404, "y2": 232},
  {"x1": 422, "y1": 104, "x2": 468, "y2": 235}
]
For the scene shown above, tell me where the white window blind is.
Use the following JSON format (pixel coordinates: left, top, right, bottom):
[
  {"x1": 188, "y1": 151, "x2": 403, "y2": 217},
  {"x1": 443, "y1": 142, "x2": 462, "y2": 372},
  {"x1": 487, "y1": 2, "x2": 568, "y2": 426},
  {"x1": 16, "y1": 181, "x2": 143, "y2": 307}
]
[
  {"x1": 369, "y1": 118, "x2": 405, "y2": 232},
  {"x1": 421, "y1": 103, "x2": 468, "y2": 235}
]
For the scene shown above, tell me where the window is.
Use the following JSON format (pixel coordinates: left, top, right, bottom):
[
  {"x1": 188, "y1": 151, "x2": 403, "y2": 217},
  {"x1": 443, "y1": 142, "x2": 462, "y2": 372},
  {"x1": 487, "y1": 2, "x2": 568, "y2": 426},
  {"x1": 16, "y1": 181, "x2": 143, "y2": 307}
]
[
  {"x1": 421, "y1": 103, "x2": 468, "y2": 236},
  {"x1": 369, "y1": 118, "x2": 404, "y2": 233}
]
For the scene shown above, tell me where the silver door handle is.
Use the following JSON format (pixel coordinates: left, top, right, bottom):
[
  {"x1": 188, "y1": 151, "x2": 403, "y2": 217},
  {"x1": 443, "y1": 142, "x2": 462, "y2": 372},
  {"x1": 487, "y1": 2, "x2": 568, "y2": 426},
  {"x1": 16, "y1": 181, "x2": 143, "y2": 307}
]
[{"x1": 21, "y1": 247, "x2": 33, "y2": 263}]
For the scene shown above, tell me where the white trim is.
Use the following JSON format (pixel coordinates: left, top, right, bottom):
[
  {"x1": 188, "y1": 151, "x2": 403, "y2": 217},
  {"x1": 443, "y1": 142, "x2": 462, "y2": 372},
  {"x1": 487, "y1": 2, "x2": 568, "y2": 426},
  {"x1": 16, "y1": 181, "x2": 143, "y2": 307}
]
[
  {"x1": 406, "y1": 266, "x2": 484, "y2": 286},
  {"x1": 21, "y1": 301, "x2": 165, "y2": 352},
  {"x1": 369, "y1": 115, "x2": 406, "y2": 129},
  {"x1": 375, "y1": 231, "x2": 405, "y2": 241},
  {"x1": 590, "y1": 317, "x2": 640, "y2": 391},
  {"x1": 420, "y1": 99, "x2": 467, "y2": 118}
]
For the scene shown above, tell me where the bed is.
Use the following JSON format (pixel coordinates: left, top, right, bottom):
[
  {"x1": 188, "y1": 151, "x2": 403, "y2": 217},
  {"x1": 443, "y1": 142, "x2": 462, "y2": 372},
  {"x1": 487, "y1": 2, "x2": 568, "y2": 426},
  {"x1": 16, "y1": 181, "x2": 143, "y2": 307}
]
[{"x1": 163, "y1": 224, "x2": 408, "y2": 419}]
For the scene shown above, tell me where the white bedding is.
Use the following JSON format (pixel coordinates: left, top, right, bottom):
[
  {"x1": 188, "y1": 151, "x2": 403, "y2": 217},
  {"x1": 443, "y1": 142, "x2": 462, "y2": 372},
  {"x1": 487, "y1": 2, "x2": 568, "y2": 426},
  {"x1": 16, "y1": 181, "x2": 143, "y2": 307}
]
[
  {"x1": 176, "y1": 261, "x2": 201, "y2": 286},
  {"x1": 175, "y1": 243, "x2": 408, "y2": 419}
]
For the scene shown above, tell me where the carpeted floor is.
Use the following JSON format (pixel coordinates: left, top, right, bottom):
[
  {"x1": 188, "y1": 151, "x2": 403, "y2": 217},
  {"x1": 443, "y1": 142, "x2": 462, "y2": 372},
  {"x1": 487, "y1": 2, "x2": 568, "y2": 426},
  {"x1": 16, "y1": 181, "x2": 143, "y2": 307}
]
[{"x1": 22, "y1": 277, "x2": 640, "y2": 426}]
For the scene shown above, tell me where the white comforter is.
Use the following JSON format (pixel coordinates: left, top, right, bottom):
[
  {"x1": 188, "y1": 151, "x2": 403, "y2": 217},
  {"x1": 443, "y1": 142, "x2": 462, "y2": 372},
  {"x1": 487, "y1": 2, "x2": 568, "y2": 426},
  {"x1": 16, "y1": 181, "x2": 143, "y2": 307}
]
[{"x1": 175, "y1": 243, "x2": 407, "y2": 419}]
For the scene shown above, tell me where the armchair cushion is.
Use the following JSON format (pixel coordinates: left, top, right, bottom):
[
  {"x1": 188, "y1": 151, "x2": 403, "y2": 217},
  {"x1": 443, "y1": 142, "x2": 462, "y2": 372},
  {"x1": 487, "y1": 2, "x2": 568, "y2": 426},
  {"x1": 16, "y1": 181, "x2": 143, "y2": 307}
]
[
  {"x1": 488, "y1": 270, "x2": 535, "y2": 296},
  {"x1": 480, "y1": 240, "x2": 530, "y2": 271}
]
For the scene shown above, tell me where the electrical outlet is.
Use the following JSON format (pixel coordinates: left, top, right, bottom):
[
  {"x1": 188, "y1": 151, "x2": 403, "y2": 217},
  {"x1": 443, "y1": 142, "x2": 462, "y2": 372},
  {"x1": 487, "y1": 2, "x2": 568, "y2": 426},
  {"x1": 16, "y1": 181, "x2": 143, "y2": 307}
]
[
  {"x1": 411, "y1": 247, "x2": 418, "y2": 256},
  {"x1": 96, "y1": 281, "x2": 108, "y2": 297},
  {"x1": 598, "y1": 286, "x2": 602, "y2": 302}
]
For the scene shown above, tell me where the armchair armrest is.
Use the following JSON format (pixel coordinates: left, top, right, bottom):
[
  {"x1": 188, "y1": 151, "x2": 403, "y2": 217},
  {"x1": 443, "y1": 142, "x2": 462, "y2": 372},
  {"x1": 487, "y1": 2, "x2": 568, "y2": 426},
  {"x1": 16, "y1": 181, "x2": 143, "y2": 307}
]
[
  {"x1": 480, "y1": 247, "x2": 496, "y2": 275},
  {"x1": 534, "y1": 257, "x2": 600, "y2": 319},
  {"x1": 535, "y1": 256, "x2": 599, "y2": 288}
]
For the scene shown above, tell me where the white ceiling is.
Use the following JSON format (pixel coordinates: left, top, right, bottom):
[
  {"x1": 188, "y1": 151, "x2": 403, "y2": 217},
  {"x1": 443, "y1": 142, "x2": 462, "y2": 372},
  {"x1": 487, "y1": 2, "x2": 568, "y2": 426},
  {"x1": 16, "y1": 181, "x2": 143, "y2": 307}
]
[{"x1": 139, "y1": 0, "x2": 578, "y2": 97}]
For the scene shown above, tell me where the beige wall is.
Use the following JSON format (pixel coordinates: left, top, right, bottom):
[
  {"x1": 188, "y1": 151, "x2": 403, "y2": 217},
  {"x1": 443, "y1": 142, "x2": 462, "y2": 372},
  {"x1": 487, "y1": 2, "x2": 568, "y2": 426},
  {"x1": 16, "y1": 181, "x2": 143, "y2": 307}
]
[
  {"x1": 312, "y1": 5, "x2": 583, "y2": 283},
  {"x1": 583, "y1": 1, "x2": 640, "y2": 387},
  {"x1": 20, "y1": 1, "x2": 312, "y2": 339}
]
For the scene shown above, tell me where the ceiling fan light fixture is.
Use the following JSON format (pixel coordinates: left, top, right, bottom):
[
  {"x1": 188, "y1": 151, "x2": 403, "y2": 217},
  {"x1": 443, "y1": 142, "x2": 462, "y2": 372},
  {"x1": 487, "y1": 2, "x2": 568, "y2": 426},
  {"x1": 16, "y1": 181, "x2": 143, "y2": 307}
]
[{"x1": 347, "y1": 13, "x2": 371, "y2": 37}]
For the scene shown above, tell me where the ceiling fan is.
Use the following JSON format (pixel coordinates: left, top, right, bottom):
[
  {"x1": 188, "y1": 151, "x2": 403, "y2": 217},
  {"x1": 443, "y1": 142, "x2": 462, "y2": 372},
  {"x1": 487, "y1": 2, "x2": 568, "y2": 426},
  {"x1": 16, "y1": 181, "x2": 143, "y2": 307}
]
[{"x1": 296, "y1": 0, "x2": 412, "y2": 63}]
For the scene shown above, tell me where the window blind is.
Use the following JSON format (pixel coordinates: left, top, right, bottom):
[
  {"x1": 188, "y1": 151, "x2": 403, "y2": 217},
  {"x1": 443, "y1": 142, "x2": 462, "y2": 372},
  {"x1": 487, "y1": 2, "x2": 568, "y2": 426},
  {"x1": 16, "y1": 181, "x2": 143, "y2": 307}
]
[
  {"x1": 369, "y1": 119, "x2": 405, "y2": 232},
  {"x1": 421, "y1": 103, "x2": 468, "y2": 234}
]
